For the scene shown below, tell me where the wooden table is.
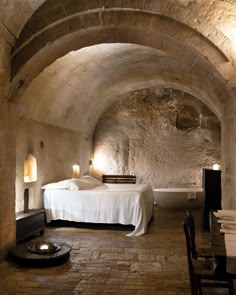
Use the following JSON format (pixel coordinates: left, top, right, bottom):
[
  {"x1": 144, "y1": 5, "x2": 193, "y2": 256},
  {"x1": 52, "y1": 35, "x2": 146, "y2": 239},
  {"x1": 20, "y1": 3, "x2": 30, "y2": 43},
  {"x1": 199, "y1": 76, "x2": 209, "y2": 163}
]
[{"x1": 210, "y1": 211, "x2": 236, "y2": 276}]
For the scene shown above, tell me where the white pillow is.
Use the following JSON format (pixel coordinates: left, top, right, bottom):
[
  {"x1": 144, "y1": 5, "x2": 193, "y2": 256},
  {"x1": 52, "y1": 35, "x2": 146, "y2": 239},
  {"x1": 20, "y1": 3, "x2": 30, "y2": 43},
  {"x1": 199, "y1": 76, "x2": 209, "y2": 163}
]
[
  {"x1": 41, "y1": 179, "x2": 79, "y2": 190},
  {"x1": 72, "y1": 176, "x2": 102, "y2": 190},
  {"x1": 79, "y1": 176, "x2": 102, "y2": 185},
  {"x1": 41, "y1": 176, "x2": 102, "y2": 191}
]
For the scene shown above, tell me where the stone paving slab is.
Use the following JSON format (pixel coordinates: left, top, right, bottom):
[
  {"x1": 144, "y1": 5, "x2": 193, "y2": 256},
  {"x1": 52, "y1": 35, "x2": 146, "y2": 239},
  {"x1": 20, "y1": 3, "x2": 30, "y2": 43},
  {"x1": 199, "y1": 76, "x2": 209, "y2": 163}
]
[{"x1": 0, "y1": 207, "x2": 230, "y2": 295}]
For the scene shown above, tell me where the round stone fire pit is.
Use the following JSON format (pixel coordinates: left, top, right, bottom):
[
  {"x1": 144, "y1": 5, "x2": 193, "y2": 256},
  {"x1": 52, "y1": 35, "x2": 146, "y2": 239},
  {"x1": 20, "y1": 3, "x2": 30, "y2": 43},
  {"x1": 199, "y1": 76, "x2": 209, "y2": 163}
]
[{"x1": 10, "y1": 240, "x2": 71, "y2": 267}]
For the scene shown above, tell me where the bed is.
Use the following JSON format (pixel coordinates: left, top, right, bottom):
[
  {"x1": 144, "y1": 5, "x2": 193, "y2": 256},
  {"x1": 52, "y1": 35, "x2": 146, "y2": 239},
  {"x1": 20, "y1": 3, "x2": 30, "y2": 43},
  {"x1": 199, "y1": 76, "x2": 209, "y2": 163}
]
[{"x1": 42, "y1": 176, "x2": 154, "y2": 236}]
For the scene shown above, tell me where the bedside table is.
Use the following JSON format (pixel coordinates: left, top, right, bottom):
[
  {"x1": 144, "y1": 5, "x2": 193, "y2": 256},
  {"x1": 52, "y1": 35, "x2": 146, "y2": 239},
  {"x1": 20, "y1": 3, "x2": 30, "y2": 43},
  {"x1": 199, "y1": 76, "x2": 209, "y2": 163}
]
[{"x1": 16, "y1": 209, "x2": 46, "y2": 243}]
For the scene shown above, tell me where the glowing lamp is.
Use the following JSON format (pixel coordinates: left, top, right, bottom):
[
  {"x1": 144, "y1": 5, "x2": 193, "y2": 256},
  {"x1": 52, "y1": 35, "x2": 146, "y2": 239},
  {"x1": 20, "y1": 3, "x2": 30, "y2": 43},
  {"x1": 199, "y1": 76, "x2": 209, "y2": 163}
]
[
  {"x1": 73, "y1": 164, "x2": 80, "y2": 178},
  {"x1": 212, "y1": 164, "x2": 220, "y2": 170}
]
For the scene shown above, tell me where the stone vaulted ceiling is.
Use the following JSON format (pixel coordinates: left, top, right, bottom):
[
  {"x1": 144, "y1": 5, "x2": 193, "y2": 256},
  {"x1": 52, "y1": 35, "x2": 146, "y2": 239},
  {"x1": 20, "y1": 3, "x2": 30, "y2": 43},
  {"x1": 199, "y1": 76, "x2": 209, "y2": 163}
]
[{"x1": 1, "y1": 0, "x2": 236, "y2": 137}]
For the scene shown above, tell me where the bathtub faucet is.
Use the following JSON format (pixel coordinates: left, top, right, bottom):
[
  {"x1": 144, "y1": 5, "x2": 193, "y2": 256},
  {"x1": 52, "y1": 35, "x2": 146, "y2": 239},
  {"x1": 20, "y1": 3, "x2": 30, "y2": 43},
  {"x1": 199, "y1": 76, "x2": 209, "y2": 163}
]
[{"x1": 168, "y1": 181, "x2": 172, "y2": 188}]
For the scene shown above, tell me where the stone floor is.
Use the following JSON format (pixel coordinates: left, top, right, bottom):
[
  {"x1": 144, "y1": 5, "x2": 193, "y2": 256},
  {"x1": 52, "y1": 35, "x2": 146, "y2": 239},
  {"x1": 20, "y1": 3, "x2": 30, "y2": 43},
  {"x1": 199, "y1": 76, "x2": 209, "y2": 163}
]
[{"x1": 0, "y1": 206, "x2": 232, "y2": 295}]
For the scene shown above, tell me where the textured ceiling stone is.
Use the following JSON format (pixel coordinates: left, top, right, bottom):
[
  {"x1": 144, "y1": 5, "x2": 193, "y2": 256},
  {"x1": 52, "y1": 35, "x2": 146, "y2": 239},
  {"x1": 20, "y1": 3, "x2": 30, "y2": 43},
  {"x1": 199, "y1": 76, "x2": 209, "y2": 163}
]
[
  {"x1": 10, "y1": 8, "x2": 228, "y2": 78},
  {"x1": 0, "y1": 0, "x2": 236, "y2": 135},
  {"x1": 16, "y1": 43, "x2": 225, "y2": 137},
  {"x1": 0, "y1": 0, "x2": 44, "y2": 37},
  {"x1": 176, "y1": 105, "x2": 200, "y2": 130}
]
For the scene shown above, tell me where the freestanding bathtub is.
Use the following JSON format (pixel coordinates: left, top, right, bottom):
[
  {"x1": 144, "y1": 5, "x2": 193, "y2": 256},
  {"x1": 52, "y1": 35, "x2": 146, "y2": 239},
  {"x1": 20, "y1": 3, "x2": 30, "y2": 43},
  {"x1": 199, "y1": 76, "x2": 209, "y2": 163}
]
[{"x1": 153, "y1": 187, "x2": 204, "y2": 209}]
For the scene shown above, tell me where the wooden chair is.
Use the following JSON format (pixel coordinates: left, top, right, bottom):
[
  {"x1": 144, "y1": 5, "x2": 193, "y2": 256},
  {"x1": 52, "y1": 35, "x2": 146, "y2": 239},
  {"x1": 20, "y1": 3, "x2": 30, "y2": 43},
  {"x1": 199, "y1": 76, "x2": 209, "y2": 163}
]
[
  {"x1": 183, "y1": 214, "x2": 234, "y2": 295},
  {"x1": 186, "y1": 210, "x2": 212, "y2": 259}
]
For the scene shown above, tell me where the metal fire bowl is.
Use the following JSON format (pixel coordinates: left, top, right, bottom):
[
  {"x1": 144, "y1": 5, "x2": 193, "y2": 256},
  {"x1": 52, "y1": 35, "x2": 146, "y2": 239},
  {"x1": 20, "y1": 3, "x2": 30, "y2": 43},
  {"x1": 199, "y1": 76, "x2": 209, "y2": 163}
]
[{"x1": 28, "y1": 241, "x2": 61, "y2": 254}]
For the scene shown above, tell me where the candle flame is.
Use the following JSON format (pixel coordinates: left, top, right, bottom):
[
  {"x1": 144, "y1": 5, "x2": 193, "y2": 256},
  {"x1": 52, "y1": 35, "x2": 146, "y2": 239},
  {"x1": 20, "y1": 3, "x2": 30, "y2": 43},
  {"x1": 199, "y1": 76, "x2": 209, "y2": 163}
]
[{"x1": 40, "y1": 244, "x2": 49, "y2": 250}]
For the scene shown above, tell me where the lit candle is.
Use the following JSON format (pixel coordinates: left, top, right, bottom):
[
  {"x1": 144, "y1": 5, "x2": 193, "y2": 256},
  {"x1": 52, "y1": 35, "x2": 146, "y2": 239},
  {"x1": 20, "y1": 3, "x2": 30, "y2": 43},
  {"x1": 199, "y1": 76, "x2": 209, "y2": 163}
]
[{"x1": 40, "y1": 244, "x2": 49, "y2": 250}]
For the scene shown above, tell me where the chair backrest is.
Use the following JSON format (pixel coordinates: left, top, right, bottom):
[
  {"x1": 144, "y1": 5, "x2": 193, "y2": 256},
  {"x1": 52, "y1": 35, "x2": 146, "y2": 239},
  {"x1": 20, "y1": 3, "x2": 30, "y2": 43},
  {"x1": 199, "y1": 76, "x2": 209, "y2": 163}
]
[
  {"x1": 183, "y1": 211, "x2": 234, "y2": 295},
  {"x1": 185, "y1": 210, "x2": 198, "y2": 259},
  {"x1": 183, "y1": 216, "x2": 199, "y2": 294}
]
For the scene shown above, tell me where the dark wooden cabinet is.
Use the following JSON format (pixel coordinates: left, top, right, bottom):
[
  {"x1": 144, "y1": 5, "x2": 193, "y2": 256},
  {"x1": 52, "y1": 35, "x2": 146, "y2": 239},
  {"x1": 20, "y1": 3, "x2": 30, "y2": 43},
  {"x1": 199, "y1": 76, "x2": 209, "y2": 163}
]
[
  {"x1": 202, "y1": 169, "x2": 221, "y2": 231},
  {"x1": 16, "y1": 209, "x2": 45, "y2": 243}
]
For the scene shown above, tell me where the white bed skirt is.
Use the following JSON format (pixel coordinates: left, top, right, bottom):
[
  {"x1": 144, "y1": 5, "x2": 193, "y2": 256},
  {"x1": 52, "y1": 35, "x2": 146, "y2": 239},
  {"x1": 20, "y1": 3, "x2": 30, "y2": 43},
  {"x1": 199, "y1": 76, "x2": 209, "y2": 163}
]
[{"x1": 43, "y1": 183, "x2": 154, "y2": 237}]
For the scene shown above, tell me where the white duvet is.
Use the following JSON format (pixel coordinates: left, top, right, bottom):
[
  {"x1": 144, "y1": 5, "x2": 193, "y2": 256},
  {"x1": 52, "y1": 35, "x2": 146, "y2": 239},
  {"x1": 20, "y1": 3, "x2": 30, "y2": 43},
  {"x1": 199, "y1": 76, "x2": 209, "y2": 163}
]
[{"x1": 43, "y1": 183, "x2": 154, "y2": 236}]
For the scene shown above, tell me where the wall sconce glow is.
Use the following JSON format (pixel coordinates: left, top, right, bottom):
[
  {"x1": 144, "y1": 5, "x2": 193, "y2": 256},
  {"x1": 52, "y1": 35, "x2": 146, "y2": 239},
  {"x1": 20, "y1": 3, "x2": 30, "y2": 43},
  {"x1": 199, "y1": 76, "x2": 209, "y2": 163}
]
[
  {"x1": 24, "y1": 154, "x2": 37, "y2": 183},
  {"x1": 222, "y1": 24, "x2": 236, "y2": 47},
  {"x1": 73, "y1": 164, "x2": 80, "y2": 178},
  {"x1": 93, "y1": 153, "x2": 108, "y2": 172},
  {"x1": 24, "y1": 176, "x2": 30, "y2": 182},
  {"x1": 229, "y1": 28, "x2": 236, "y2": 40},
  {"x1": 212, "y1": 163, "x2": 220, "y2": 170}
]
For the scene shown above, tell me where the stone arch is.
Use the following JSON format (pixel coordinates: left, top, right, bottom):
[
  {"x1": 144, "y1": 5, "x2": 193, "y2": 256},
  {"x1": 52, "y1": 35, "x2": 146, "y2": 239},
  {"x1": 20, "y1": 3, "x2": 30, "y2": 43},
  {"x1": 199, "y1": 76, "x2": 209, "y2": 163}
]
[
  {"x1": 11, "y1": 9, "x2": 227, "y2": 78},
  {"x1": 9, "y1": 23, "x2": 230, "y2": 114},
  {"x1": 15, "y1": 46, "x2": 224, "y2": 139},
  {"x1": 11, "y1": 0, "x2": 235, "y2": 64}
]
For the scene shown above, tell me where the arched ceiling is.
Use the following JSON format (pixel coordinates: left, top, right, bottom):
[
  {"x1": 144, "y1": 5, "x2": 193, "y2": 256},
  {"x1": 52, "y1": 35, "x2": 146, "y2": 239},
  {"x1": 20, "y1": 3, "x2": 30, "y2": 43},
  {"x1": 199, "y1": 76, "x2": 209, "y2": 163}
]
[
  {"x1": 17, "y1": 43, "x2": 224, "y2": 137},
  {"x1": 1, "y1": 0, "x2": 236, "y2": 137}
]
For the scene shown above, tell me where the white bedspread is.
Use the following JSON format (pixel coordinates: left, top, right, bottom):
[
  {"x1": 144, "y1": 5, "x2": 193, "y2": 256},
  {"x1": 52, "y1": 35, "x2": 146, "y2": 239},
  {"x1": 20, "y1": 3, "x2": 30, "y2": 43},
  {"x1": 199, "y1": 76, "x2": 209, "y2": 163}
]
[{"x1": 43, "y1": 183, "x2": 154, "y2": 236}]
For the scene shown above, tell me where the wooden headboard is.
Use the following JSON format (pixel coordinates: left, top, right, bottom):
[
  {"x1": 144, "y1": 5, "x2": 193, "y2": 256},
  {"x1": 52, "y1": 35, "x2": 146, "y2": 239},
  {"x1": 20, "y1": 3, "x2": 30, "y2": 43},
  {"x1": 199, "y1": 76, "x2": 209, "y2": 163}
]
[{"x1": 102, "y1": 175, "x2": 136, "y2": 184}]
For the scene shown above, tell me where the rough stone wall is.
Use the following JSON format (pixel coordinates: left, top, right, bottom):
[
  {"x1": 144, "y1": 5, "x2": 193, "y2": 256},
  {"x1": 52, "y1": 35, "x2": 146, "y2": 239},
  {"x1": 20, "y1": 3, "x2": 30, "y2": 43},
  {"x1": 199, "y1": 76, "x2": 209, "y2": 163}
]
[
  {"x1": 0, "y1": 101, "x2": 16, "y2": 260},
  {"x1": 93, "y1": 89, "x2": 221, "y2": 188},
  {"x1": 16, "y1": 118, "x2": 81, "y2": 212},
  {"x1": 221, "y1": 98, "x2": 236, "y2": 209}
]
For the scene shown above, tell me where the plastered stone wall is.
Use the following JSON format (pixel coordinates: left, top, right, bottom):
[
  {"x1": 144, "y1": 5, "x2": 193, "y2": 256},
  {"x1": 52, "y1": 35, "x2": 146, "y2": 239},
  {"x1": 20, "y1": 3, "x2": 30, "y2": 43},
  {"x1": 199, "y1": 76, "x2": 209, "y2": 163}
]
[
  {"x1": 93, "y1": 89, "x2": 221, "y2": 188},
  {"x1": 0, "y1": 101, "x2": 16, "y2": 260},
  {"x1": 15, "y1": 118, "x2": 82, "y2": 212},
  {"x1": 221, "y1": 98, "x2": 236, "y2": 209}
]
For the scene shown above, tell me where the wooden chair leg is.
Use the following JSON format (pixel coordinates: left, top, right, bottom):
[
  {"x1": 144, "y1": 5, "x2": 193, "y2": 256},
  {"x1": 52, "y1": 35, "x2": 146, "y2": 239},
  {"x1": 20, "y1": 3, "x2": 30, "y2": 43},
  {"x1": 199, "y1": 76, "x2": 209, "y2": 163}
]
[
  {"x1": 198, "y1": 286, "x2": 202, "y2": 295},
  {"x1": 190, "y1": 286, "x2": 199, "y2": 295},
  {"x1": 229, "y1": 279, "x2": 234, "y2": 295},
  {"x1": 190, "y1": 277, "x2": 200, "y2": 295},
  {"x1": 197, "y1": 277, "x2": 202, "y2": 295}
]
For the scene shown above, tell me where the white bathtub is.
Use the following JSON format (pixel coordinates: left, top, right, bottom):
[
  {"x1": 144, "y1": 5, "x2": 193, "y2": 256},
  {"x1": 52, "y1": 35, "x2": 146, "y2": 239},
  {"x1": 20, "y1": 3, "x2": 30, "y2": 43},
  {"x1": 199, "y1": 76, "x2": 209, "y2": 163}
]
[{"x1": 153, "y1": 188, "x2": 204, "y2": 210}]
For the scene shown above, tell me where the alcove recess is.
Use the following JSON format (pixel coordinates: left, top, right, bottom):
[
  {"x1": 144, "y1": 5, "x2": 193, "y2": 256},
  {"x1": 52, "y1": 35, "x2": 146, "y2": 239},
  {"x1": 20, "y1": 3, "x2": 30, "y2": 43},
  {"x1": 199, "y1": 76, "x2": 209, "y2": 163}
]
[{"x1": 23, "y1": 154, "x2": 37, "y2": 212}]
